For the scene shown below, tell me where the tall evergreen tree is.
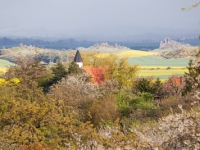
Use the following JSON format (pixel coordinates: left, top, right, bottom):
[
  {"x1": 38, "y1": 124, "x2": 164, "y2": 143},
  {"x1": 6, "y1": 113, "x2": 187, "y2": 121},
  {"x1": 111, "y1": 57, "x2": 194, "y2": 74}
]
[
  {"x1": 67, "y1": 61, "x2": 83, "y2": 75},
  {"x1": 39, "y1": 61, "x2": 67, "y2": 92},
  {"x1": 184, "y1": 50, "x2": 200, "y2": 94}
]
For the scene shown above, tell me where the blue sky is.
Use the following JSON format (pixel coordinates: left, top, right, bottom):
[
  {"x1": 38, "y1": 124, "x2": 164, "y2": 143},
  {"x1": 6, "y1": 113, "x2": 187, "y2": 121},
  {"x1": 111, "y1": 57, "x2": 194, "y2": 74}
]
[{"x1": 0, "y1": 0, "x2": 199, "y2": 40}]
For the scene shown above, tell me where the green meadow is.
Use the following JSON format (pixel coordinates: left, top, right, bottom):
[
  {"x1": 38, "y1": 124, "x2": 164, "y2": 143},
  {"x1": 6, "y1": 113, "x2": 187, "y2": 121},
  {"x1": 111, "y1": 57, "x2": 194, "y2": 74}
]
[
  {"x1": 128, "y1": 56, "x2": 193, "y2": 67},
  {"x1": 128, "y1": 56, "x2": 193, "y2": 79}
]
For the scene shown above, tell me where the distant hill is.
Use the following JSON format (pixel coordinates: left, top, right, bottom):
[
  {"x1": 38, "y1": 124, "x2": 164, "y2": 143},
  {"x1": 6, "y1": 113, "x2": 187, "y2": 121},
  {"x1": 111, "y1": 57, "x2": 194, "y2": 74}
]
[
  {"x1": 159, "y1": 38, "x2": 191, "y2": 50},
  {"x1": 0, "y1": 43, "x2": 157, "y2": 66},
  {"x1": 0, "y1": 36, "x2": 198, "y2": 51},
  {"x1": 0, "y1": 37, "x2": 160, "y2": 50},
  {"x1": 0, "y1": 45, "x2": 73, "y2": 64},
  {"x1": 178, "y1": 37, "x2": 200, "y2": 46},
  {"x1": 153, "y1": 38, "x2": 199, "y2": 59},
  {"x1": 77, "y1": 42, "x2": 131, "y2": 53},
  {"x1": 0, "y1": 37, "x2": 96, "y2": 49}
]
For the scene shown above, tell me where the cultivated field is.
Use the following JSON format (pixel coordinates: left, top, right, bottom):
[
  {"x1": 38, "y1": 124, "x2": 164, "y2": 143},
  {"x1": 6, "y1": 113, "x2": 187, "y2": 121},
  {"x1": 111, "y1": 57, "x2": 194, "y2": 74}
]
[
  {"x1": 129, "y1": 56, "x2": 193, "y2": 67},
  {"x1": 128, "y1": 54, "x2": 192, "y2": 79},
  {"x1": 117, "y1": 50, "x2": 157, "y2": 57},
  {"x1": 138, "y1": 67, "x2": 188, "y2": 79}
]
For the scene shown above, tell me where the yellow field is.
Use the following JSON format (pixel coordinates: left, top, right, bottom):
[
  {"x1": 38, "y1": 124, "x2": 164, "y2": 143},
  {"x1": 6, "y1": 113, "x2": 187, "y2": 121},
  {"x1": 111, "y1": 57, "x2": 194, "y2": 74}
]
[
  {"x1": 0, "y1": 68, "x2": 7, "y2": 72},
  {"x1": 140, "y1": 66, "x2": 186, "y2": 69},
  {"x1": 138, "y1": 66, "x2": 188, "y2": 80},
  {"x1": 94, "y1": 53, "x2": 109, "y2": 58},
  {"x1": 117, "y1": 50, "x2": 157, "y2": 58},
  {"x1": 139, "y1": 69, "x2": 187, "y2": 76}
]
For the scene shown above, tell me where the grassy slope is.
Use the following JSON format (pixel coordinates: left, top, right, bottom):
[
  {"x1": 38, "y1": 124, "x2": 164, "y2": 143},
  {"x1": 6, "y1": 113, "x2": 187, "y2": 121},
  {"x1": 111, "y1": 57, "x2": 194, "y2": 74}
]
[{"x1": 0, "y1": 59, "x2": 15, "y2": 72}]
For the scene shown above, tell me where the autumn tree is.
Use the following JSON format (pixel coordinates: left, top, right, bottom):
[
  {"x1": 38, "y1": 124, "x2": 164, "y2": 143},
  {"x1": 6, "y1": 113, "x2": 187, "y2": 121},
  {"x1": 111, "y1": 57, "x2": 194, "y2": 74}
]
[
  {"x1": 104, "y1": 56, "x2": 138, "y2": 89},
  {"x1": 82, "y1": 52, "x2": 138, "y2": 89}
]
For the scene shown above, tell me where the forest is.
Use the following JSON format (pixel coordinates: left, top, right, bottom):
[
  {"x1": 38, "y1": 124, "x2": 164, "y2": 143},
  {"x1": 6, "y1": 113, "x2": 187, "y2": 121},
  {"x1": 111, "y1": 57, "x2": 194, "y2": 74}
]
[{"x1": 0, "y1": 49, "x2": 200, "y2": 149}]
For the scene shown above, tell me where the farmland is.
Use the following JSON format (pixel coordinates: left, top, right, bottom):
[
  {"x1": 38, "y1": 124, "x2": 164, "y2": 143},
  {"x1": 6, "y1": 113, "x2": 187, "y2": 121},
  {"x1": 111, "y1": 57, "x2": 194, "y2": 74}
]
[
  {"x1": 128, "y1": 55, "x2": 193, "y2": 66},
  {"x1": 117, "y1": 50, "x2": 157, "y2": 57},
  {"x1": 138, "y1": 67, "x2": 188, "y2": 79},
  {"x1": 92, "y1": 52, "x2": 190, "y2": 79},
  {"x1": 128, "y1": 55, "x2": 192, "y2": 79},
  {"x1": 0, "y1": 44, "x2": 194, "y2": 80},
  {"x1": 113, "y1": 49, "x2": 192, "y2": 79}
]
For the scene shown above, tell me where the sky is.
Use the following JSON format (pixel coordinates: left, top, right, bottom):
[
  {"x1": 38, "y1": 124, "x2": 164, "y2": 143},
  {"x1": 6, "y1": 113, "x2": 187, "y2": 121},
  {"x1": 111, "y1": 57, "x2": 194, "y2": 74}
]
[{"x1": 0, "y1": 0, "x2": 200, "y2": 40}]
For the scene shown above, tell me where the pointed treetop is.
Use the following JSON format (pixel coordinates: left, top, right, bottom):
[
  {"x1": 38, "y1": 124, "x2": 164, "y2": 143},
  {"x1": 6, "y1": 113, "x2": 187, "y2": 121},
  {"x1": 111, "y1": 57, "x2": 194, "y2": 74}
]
[{"x1": 74, "y1": 50, "x2": 83, "y2": 62}]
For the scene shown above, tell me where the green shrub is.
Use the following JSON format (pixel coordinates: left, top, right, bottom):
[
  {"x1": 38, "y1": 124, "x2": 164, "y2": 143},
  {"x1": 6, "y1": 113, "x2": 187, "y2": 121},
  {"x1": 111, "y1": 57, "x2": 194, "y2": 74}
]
[
  {"x1": 116, "y1": 93, "x2": 133, "y2": 117},
  {"x1": 118, "y1": 99, "x2": 132, "y2": 117},
  {"x1": 130, "y1": 92, "x2": 156, "y2": 110},
  {"x1": 89, "y1": 94, "x2": 119, "y2": 126}
]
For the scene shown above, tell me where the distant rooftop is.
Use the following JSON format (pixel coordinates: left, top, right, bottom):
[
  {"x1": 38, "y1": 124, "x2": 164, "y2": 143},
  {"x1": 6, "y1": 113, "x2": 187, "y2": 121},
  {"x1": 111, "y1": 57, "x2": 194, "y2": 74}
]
[
  {"x1": 74, "y1": 50, "x2": 83, "y2": 62},
  {"x1": 83, "y1": 66, "x2": 108, "y2": 84}
]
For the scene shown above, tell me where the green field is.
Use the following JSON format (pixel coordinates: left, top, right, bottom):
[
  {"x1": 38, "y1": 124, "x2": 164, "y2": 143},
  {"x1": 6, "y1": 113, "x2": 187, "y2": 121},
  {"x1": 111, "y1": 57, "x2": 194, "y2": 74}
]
[
  {"x1": 0, "y1": 59, "x2": 15, "y2": 72},
  {"x1": 128, "y1": 55, "x2": 193, "y2": 79},
  {"x1": 129, "y1": 56, "x2": 193, "y2": 67}
]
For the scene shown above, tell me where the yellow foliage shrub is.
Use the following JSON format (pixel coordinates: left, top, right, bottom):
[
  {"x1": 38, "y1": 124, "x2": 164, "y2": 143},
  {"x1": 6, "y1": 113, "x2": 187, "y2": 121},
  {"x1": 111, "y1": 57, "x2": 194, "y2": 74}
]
[
  {"x1": 0, "y1": 78, "x2": 20, "y2": 85},
  {"x1": 9, "y1": 78, "x2": 20, "y2": 83}
]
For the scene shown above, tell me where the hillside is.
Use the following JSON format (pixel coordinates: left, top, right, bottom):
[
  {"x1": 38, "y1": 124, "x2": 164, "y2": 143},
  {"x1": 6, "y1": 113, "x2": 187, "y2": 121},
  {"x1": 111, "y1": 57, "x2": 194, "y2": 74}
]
[
  {"x1": 77, "y1": 42, "x2": 130, "y2": 53},
  {"x1": 153, "y1": 38, "x2": 199, "y2": 59},
  {"x1": 159, "y1": 38, "x2": 191, "y2": 50},
  {"x1": 0, "y1": 45, "x2": 73, "y2": 64},
  {"x1": 0, "y1": 59, "x2": 15, "y2": 72},
  {"x1": 157, "y1": 47, "x2": 198, "y2": 59}
]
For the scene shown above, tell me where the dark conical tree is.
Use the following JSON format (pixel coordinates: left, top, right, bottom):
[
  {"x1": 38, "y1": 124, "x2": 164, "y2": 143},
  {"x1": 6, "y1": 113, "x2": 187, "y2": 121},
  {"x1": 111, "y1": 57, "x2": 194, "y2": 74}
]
[
  {"x1": 39, "y1": 61, "x2": 67, "y2": 92},
  {"x1": 67, "y1": 61, "x2": 83, "y2": 75},
  {"x1": 51, "y1": 61, "x2": 67, "y2": 81},
  {"x1": 184, "y1": 50, "x2": 200, "y2": 94}
]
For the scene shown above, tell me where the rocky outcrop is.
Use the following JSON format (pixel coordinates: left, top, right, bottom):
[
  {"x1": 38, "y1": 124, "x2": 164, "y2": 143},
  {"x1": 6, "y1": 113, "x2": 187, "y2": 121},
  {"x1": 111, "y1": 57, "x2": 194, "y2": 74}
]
[
  {"x1": 159, "y1": 38, "x2": 191, "y2": 50},
  {"x1": 77, "y1": 43, "x2": 130, "y2": 52},
  {"x1": 157, "y1": 38, "x2": 198, "y2": 59}
]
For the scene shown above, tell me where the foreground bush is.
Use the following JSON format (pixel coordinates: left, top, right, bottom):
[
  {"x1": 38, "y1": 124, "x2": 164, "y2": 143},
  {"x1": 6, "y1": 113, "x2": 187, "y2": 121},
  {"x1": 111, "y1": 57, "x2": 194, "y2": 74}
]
[
  {"x1": 1, "y1": 58, "x2": 200, "y2": 149},
  {"x1": 134, "y1": 105, "x2": 200, "y2": 149},
  {"x1": 89, "y1": 94, "x2": 120, "y2": 126}
]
